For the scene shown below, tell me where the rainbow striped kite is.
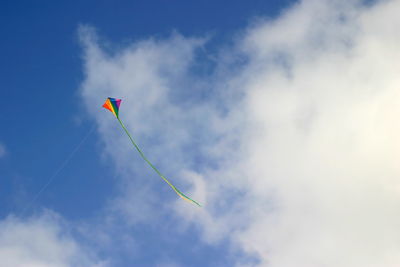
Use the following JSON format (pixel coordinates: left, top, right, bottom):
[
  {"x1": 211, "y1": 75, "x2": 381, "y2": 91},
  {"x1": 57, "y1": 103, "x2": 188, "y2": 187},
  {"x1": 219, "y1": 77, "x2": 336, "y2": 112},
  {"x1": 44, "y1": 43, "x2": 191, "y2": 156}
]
[{"x1": 103, "y1": 97, "x2": 201, "y2": 207}]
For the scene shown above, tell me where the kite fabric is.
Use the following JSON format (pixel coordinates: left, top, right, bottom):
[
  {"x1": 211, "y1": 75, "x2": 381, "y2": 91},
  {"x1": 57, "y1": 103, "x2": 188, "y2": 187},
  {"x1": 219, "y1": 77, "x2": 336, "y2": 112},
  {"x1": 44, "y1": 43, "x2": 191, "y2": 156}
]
[{"x1": 102, "y1": 97, "x2": 201, "y2": 207}]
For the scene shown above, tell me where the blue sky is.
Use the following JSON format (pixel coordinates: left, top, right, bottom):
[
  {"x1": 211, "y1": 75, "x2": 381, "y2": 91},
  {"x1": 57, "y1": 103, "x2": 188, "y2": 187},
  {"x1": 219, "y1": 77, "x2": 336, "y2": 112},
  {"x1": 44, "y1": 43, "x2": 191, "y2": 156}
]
[
  {"x1": 0, "y1": 1, "x2": 293, "y2": 266},
  {"x1": 2, "y1": 0, "x2": 400, "y2": 266},
  {"x1": 0, "y1": 0, "x2": 292, "y2": 217}
]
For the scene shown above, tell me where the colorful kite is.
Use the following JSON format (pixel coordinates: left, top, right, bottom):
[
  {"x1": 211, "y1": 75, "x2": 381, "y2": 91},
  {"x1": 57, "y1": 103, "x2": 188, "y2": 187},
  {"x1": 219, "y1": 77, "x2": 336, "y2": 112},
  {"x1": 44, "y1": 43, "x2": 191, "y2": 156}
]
[{"x1": 103, "y1": 97, "x2": 201, "y2": 206}]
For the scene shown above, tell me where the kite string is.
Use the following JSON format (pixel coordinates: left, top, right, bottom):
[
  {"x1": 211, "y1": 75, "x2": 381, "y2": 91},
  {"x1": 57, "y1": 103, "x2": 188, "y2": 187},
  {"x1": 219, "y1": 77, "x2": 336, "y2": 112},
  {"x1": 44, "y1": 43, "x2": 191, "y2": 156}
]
[
  {"x1": 116, "y1": 117, "x2": 201, "y2": 206},
  {"x1": 19, "y1": 124, "x2": 96, "y2": 216}
]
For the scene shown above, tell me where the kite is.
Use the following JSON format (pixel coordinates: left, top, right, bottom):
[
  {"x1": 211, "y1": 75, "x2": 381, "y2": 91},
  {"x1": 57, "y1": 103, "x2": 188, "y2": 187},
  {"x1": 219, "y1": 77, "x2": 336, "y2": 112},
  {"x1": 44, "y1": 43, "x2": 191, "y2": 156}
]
[{"x1": 102, "y1": 97, "x2": 201, "y2": 207}]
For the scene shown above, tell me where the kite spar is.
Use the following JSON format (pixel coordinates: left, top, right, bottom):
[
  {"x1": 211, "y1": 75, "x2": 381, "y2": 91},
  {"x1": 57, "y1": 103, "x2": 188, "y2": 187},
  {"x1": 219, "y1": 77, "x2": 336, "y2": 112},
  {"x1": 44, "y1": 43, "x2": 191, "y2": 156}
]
[{"x1": 102, "y1": 97, "x2": 201, "y2": 207}]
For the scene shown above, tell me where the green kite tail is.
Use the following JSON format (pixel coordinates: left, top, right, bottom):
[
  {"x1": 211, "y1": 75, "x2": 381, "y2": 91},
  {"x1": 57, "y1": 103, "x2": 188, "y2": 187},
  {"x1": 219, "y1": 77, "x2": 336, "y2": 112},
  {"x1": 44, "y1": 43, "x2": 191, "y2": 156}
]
[
  {"x1": 103, "y1": 97, "x2": 201, "y2": 206},
  {"x1": 117, "y1": 117, "x2": 201, "y2": 207}
]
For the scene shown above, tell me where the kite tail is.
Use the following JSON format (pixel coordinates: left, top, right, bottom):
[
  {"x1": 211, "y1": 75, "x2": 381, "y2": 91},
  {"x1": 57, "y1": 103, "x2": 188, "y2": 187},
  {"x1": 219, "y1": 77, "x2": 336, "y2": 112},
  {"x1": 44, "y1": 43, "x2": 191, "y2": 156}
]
[{"x1": 117, "y1": 117, "x2": 201, "y2": 207}]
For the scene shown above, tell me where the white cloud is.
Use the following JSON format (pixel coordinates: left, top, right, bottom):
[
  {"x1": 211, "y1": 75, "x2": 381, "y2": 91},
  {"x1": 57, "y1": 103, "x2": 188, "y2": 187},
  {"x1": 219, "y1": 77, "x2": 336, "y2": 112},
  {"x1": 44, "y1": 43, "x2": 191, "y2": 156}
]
[
  {"x1": 79, "y1": 25, "x2": 210, "y2": 224},
  {"x1": 79, "y1": 0, "x2": 400, "y2": 266},
  {"x1": 0, "y1": 212, "x2": 106, "y2": 267}
]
